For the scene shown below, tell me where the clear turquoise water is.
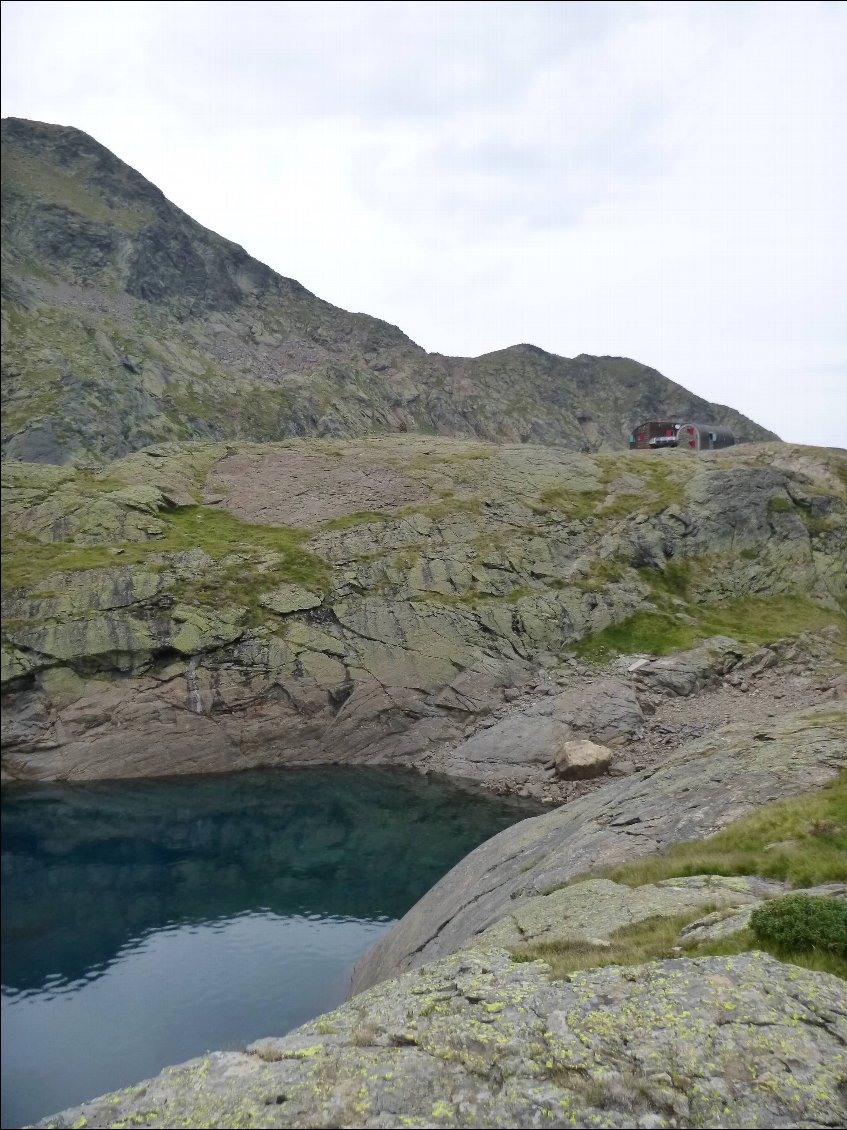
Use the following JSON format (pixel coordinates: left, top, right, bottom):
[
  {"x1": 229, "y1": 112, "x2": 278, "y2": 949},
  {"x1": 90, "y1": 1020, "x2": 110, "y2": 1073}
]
[{"x1": 1, "y1": 767, "x2": 539, "y2": 1128}]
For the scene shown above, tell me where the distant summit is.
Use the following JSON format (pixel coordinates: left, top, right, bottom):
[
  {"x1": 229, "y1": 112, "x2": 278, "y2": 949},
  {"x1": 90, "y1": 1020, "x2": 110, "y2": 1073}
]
[{"x1": 1, "y1": 117, "x2": 778, "y2": 464}]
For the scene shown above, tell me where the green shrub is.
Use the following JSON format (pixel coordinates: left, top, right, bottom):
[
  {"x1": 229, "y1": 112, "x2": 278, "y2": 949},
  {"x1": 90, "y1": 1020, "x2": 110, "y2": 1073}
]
[{"x1": 750, "y1": 895, "x2": 847, "y2": 956}]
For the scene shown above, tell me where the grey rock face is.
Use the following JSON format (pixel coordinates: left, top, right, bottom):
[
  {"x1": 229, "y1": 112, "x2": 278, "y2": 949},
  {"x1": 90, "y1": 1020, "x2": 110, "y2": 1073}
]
[
  {"x1": 351, "y1": 704, "x2": 846, "y2": 993},
  {"x1": 557, "y1": 676, "x2": 646, "y2": 744},
  {"x1": 630, "y1": 637, "x2": 744, "y2": 697},
  {"x1": 444, "y1": 706, "x2": 565, "y2": 783},
  {"x1": 442, "y1": 677, "x2": 645, "y2": 784},
  {"x1": 2, "y1": 438, "x2": 845, "y2": 781},
  {"x1": 33, "y1": 950, "x2": 847, "y2": 1130}
]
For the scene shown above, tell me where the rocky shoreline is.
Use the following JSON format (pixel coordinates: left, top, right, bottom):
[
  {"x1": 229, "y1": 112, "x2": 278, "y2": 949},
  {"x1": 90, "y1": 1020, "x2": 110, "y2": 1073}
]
[{"x1": 30, "y1": 693, "x2": 847, "y2": 1128}]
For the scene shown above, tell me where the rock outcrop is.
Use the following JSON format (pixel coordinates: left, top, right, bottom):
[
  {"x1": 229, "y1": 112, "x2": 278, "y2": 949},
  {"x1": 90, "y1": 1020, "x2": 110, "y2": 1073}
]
[{"x1": 33, "y1": 949, "x2": 847, "y2": 1129}]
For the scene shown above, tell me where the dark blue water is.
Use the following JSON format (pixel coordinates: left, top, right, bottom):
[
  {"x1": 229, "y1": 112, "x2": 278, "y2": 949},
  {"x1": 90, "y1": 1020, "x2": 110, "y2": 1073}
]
[{"x1": 1, "y1": 767, "x2": 539, "y2": 1128}]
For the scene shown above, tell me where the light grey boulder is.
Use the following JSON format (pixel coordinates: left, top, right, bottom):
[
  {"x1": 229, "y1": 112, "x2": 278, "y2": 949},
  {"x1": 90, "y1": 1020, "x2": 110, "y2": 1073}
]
[
  {"x1": 444, "y1": 705, "x2": 565, "y2": 782},
  {"x1": 555, "y1": 676, "x2": 645, "y2": 745},
  {"x1": 554, "y1": 738, "x2": 612, "y2": 779}
]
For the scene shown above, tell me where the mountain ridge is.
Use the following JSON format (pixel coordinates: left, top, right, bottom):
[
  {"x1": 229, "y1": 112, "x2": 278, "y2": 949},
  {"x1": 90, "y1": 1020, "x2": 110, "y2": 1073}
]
[{"x1": 1, "y1": 116, "x2": 778, "y2": 464}]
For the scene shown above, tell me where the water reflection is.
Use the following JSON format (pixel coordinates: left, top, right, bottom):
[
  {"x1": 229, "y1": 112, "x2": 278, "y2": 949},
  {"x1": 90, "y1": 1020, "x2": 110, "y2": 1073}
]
[{"x1": 1, "y1": 766, "x2": 538, "y2": 1127}]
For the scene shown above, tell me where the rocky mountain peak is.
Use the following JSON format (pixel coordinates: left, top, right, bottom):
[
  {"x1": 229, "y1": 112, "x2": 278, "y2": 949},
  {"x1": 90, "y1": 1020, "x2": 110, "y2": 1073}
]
[{"x1": 1, "y1": 116, "x2": 778, "y2": 464}]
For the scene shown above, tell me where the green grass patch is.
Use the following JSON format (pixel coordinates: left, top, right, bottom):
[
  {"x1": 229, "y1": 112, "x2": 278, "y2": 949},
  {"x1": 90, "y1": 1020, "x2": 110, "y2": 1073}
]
[
  {"x1": 514, "y1": 909, "x2": 847, "y2": 982},
  {"x1": 641, "y1": 558, "x2": 692, "y2": 599},
  {"x1": 576, "y1": 609, "x2": 694, "y2": 658},
  {"x1": 576, "y1": 593, "x2": 847, "y2": 660},
  {"x1": 597, "y1": 492, "x2": 645, "y2": 518},
  {"x1": 400, "y1": 496, "x2": 483, "y2": 521},
  {"x1": 2, "y1": 506, "x2": 329, "y2": 618},
  {"x1": 512, "y1": 911, "x2": 715, "y2": 977},
  {"x1": 535, "y1": 459, "x2": 688, "y2": 524},
  {"x1": 538, "y1": 488, "x2": 604, "y2": 520},
  {"x1": 569, "y1": 558, "x2": 629, "y2": 593},
  {"x1": 768, "y1": 496, "x2": 793, "y2": 513},
  {"x1": 799, "y1": 511, "x2": 840, "y2": 537},
  {"x1": 597, "y1": 456, "x2": 689, "y2": 513},
  {"x1": 151, "y1": 506, "x2": 327, "y2": 584},
  {"x1": 1, "y1": 529, "x2": 119, "y2": 592},
  {"x1": 585, "y1": 774, "x2": 847, "y2": 891},
  {"x1": 3, "y1": 149, "x2": 154, "y2": 233}
]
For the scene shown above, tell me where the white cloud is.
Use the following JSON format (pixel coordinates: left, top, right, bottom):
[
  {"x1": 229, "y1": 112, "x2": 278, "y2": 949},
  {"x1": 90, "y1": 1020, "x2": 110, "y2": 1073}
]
[{"x1": 1, "y1": 0, "x2": 844, "y2": 444}]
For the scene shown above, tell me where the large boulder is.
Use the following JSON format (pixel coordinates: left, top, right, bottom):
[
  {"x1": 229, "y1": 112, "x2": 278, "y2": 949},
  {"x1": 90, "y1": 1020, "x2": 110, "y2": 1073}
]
[
  {"x1": 555, "y1": 676, "x2": 645, "y2": 745},
  {"x1": 444, "y1": 704, "x2": 564, "y2": 783},
  {"x1": 554, "y1": 738, "x2": 612, "y2": 779}
]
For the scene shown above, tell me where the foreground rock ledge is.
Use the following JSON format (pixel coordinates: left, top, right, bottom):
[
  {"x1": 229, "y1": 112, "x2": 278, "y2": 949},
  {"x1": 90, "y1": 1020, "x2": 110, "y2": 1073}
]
[{"x1": 34, "y1": 950, "x2": 846, "y2": 1129}]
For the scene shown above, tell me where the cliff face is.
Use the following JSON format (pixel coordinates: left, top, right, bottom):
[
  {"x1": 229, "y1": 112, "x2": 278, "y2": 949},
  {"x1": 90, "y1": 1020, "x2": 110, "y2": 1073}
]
[{"x1": 1, "y1": 117, "x2": 777, "y2": 465}]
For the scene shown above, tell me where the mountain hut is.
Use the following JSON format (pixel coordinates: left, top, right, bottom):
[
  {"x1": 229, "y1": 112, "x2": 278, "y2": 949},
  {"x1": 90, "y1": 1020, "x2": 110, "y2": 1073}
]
[
  {"x1": 628, "y1": 421, "x2": 685, "y2": 449},
  {"x1": 675, "y1": 423, "x2": 735, "y2": 451}
]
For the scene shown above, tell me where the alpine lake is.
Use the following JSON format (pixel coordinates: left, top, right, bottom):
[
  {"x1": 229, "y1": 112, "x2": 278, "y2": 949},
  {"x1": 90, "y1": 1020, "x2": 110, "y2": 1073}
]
[{"x1": 1, "y1": 767, "x2": 540, "y2": 1128}]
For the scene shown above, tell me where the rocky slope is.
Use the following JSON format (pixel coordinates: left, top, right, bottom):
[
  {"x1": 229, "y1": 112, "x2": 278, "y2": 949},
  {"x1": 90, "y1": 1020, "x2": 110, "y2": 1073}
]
[
  {"x1": 1, "y1": 117, "x2": 777, "y2": 464},
  {"x1": 352, "y1": 702, "x2": 846, "y2": 992},
  {"x1": 2, "y1": 438, "x2": 845, "y2": 781}
]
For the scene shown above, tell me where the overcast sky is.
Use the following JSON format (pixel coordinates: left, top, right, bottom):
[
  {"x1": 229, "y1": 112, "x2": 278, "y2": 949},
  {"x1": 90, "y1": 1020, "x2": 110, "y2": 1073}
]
[{"x1": 2, "y1": 0, "x2": 845, "y2": 445}]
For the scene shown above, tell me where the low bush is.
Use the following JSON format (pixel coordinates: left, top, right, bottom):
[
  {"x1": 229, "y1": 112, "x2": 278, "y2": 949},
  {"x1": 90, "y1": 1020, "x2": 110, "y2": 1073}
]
[{"x1": 750, "y1": 894, "x2": 847, "y2": 957}]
